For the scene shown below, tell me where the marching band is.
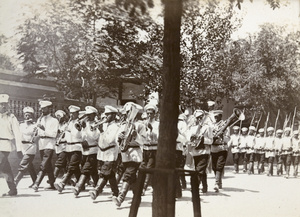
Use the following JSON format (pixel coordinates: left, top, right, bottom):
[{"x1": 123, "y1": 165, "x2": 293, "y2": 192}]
[{"x1": 0, "y1": 93, "x2": 299, "y2": 205}]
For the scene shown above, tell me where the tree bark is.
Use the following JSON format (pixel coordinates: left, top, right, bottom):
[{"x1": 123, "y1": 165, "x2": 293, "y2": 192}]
[{"x1": 152, "y1": 1, "x2": 182, "y2": 217}]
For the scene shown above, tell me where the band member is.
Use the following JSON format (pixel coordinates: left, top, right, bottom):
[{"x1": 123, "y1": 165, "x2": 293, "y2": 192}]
[
  {"x1": 246, "y1": 126, "x2": 256, "y2": 174},
  {"x1": 188, "y1": 109, "x2": 213, "y2": 193},
  {"x1": 254, "y1": 128, "x2": 265, "y2": 174},
  {"x1": 207, "y1": 100, "x2": 216, "y2": 124},
  {"x1": 0, "y1": 94, "x2": 22, "y2": 196},
  {"x1": 239, "y1": 127, "x2": 248, "y2": 173},
  {"x1": 264, "y1": 127, "x2": 275, "y2": 176},
  {"x1": 274, "y1": 129, "x2": 283, "y2": 176},
  {"x1": 281, "y1": 127, "x2": 293, "y2": 178},
  {"x1": 89, "y1": 105, "x2": 120, "y2": 200},
  {"x1": 53, "y1": 110, "x2": 69, "y2": 182},
  {"x1": 291, "y1": 131, "x2": 299, "y2": 177},
  {"x1": 140, "y1": 103, "x2": 159, "y2": 196},
  {"x1": 228, "y1": 126, "x2": 240, "y2": 173},
  {"x1": 14, "y1": 106, "x2": 37, "y2": 188},
  {"x1": 32, "y1": 100, "x2": 59, "y2": 191},
  {"x1": 211, "y1": 110, "x2": 230, "y2": 192},
  {"x1": 54, "y1": 105, "x2": 83, "y2": 193},
  {"x1": 113, "y1": 102, "x2": 144, "y2": 207},
  {"x1": 73, "y1": 106, "x2": 100, "y2": 196}
]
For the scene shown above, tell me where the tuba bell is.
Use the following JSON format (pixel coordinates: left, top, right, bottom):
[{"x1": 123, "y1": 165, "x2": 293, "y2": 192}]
[{"x1": 213, "y1": 108, "x2": 245, "y2": 138}]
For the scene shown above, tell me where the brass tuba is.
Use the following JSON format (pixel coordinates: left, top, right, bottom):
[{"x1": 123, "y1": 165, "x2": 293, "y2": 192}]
[{"x1": 213, "y1": 108, "x2": 245, "y2": 138}]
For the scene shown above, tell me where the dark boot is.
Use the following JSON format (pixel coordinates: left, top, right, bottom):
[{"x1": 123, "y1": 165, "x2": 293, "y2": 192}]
[
  {"x1": 277, "y1": 163, "x2": 282, "y2": 176},
  {"x1": 175, "y1": 176, "x2": 182, "y2": 198},
  {"x1": 233, "y1": 164, "x2": 238, "y2": 173},
  {"x1": 14, "y1": 171, "x2": 25, "y2": 187},
  {"x1": 89, "y1": 177, "x2": 107, "y2": 200},
  {"x1": 44, "y1": 170, "x2": 56, "y2": 190},
  {"x1": 53, "y1": 167, "x2": 60, "y2": 180},
  {"x1": 28, "y1": 163, "x2": 37, "y2": 184},
  {"x1": 32, "y1": 171, "x2": 45, "y2": 192},
  {"x1": 142, "y1": 174, "x2": 151, "y2": 196},
  {"x1": 54, "y1": 171, "x2": 72, "y2": 193},
  {"x1": 112, "y1": 181, "x2": 130, "y2": 207},
  {"x1": 109, "y1": 176, "x2": 119, "y2": 197},
  {"x1": 248, "y1": 162, "x2": 253, "y2": 175},
  {"x1": 3, "y1": 181, "x2": 17, "y2": 196},
  {"x1": 243, "y1": 161, "x2": 247, "y2": 173},
  {"x1": 214, "y1": 171, "x2": 221, "y2": 192},
  {"x1": 73, "y1": 174, "x2": 88, "y2": 196},
  {"x1": 180, "y1": 174, "x2": 187, "y2": 190},
  {"x1": 285, "y1": 166, "x2": 290, "y2": 179},
  {"x1": 267, "y1": 163, "x2": 273, "y2": 176},
  {"x1": 116, "y1": 173, "x2": 123, "y2": 185},
  {"x1": 294, "y1": 164, "x2": 298, "y2": 177}
]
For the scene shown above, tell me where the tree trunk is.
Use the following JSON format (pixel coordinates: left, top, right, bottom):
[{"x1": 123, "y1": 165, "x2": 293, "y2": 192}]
[{"x1": 152, "y1": 1, "x2": 182, "y2": 217}]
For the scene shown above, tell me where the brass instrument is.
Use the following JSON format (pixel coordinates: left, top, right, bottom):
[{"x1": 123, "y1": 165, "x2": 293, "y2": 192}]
[
  {"x1": 75, "y1": 115, "x2": 88, "y2": 131},
  {"x1": 56, "y1": 117, "x2": 72, "y2": 145},
  {"x1": 90, "y1": 117, "x2": 108, "y2": 131},
  {"x1": 190, "y1": 112, "x2": 209, "y2": 149},
  {"x1": 30, "y1": 114, "x2": 43, "y2": 143},
  {"x1": 213, "y1": 108, "x2": 245, "y2": 138},
  {"x1": 119, "y1": 104, "x2": 140, "y2": 152}
]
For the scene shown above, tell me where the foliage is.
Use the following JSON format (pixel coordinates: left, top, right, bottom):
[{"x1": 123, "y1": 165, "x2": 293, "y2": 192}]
[{"x1": 0, "y1": 34, "x2": 15, "y2": 70}]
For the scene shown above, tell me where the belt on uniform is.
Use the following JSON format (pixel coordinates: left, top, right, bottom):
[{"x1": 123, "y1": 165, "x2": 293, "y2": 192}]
[
  {"x1": 144, "y1": 143, "x2": 158, "y2": 147},
  {"x1": 0, "y1": 138, "x2": 10, "y2": 140},
  {"x1": 87, "y1": 145, "x2": 98, "y2": 148},
  {"x1": 22, "y1": 141, "x2": 32, "y2": 144},
  {"x1": 40, "y1": 136, "x2": 54, "y2": 139},
  {"x1": 99, "y1": 145, "x2": 115, "y2": 152},
  {"x1": 67, "y1": 142, "x2": 82, "y2": 145},
  {"x1": 127, "y1": 145, "x2": 140, "y2": 149}
]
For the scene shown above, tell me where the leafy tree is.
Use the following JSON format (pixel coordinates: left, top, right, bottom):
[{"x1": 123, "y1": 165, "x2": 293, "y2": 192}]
[{"x1": 0, "y1": 34, "x2": 15, "y2": 70}]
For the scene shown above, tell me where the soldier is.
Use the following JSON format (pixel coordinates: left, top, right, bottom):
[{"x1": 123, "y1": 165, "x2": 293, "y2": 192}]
[
  {"x1": 32, "y1": 100, "x2": 59, "y2": 191},
  {"x1": 228, "y1": 126, "x2": 240, "y2": 173},
  {"x1": 140, "y1": 103, "x2": 159, "y2": 196},
  {"x1": 281, "y1": 127, "x2": 293, "y2": 178},
  {"x1": 211, "y1": 110, "x2": 230, "y2": 192},
  {"x1": 188, "y1": 110, "x2": 213, "y2": 193},
  {"x1": 54, "y1": 105, "x2": 83, "y2": 193},
  {"x1": 89, "y1": 105, "x2": 120, "y2": 200},
  {"x1": 254, "y1": 128, "x2": 266, "y2": 174},
  {"x1": 274, "y1": 129, "x2": 283, "y2": 176},
  {"x1": 53, "y1": 110, "x2": 69, "y2": 183},
  {"x1": 246, "y1": 126, "x2": 256, "y2": 174},
  {"x1": 239, "y1": 127, "x2": 248, "y2": 173},
  {"x1": 112, "y1": 102, "x2": 144, "y2": 207},
  {"x1": 0, "y1": 94, "x2": 22, "y2": 196},
  {"x1": 291, "y1": 131, "x2": 299, "y2": 177},
  {"x1": 73, "y1": 106, "x2": 100, "y2": 196},
  {"x1": 264, "y1": 127, "x2": 275, "y2": 176},
  {"x1": 14, "y1": 106, "x2": 37, "y2": 188}
]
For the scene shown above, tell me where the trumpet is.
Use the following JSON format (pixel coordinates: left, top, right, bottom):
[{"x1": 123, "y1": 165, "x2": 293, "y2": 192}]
[
  {"x1": 90, "y1": 117, "x2": 107, "y2": 131},
  {"x1": 56, "y1": 117, "x2": 72, "y2": 145},
  {"x1": 75, "y1": 115, "x2": 88, "y2": 131}
]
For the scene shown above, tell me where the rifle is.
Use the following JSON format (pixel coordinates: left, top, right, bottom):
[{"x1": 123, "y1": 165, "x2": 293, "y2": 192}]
[
  {"x1": 248, "y1": 111, "x2": 256, "y2": 135},
  {"x1": 254, "y1": 113, "x2": 263, "y2": 137},
  {"x1": 264, "y1": 112, "x2": 270, "y2": 136},
  {"x1": 291, "y1": 107, "x2": 297, "y2": 135},
  {"x1": 274, "y1": 109, "x2": 280, "y2": 134}
]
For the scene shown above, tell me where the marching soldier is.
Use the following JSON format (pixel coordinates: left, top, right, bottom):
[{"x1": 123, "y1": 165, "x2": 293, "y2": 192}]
[
  {"x1": 246, "y1": 126, "x2": 256, "y2": 174},
  {"x1": 14, "y1": 106, "x2": 37, "y2": 188},
  {"x1": 54, "y1": 105, "x2": 83, "y2": 193},
  {"x1": 254, "y1": 128, "x2": 265, "y2": 174},
  {"x1": 89, "y1": 105, "x2": 120, "y2": 200},
  {"x1": 264, "y1": 127, "x2": 275, "y2": 176},
  {"x1": 211, "y1": 110, "x2": 230, "y2": 192},
  {"x1": 239, "y1": 127, "x2": 248, "y2": 173},
  {"x1": 0, "y1": 94, "x2": 22, "y2": 196},
  {"x1": 187, "y1": 110, "x2": 213, "y2": 193},
  {"x1": 274, "y1": 129, "x2": 283, "y2": 176},
  {"x1": 73, "y1": 106, "x2": 100, "y2": 196},
  {"x1": 53, "y1": 110, "x2": 69, "y2": 182},
  {"x1": 140, "y1": 103, "x2": 159, "y2": 196},
  {"x1": 291, "y1": 131, "x2": 299, "y2": 177},
  {"x1": 281, "y1": 127, "x2": 293, "y2": 178},
  {"x1": 112, "y1": 102, "x2": 144, "y2": 207},
  {"x1": 32, "y1": 100, "x2": 59, "y2": 191},
  {"x1": 228, "y1": 126, "x2": 240, "y2": 173}
]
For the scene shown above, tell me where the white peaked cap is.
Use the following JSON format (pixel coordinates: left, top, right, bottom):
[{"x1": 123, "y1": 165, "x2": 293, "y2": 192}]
[
  {"x1": 249, "y1": 126, "x2": 256, "y2": 131},
  {"x1": 104, "y1": 105, "x2": 118, "y2": 114},
  {"x1": 207, "y1": 100, "x2": 215, "y2": 106},
  {"x1": 193, "y1": 109, "x2": 204, "y2": 118},
  {"x1": 233, "y1": 126, "x2": 240, "y2": 130},
  {"x1": 0, "y1": 94, "x2": 9, "y2": 103},
  {"x1": 242, "y1": 127, "x2": 248, "y2": 132},
  {"x1": 68, "y1": 105, "x2": 80, "y2": 113},
  {"x1": 85, "y1": 106, "x2": 98, "y2": 114},
  {"x1": 267, "y1": 127, "x2": 274, "y2": 132},
  {"x1": 55, "y1": 110, "x2": 66, "y2": 118},
  {"x1": 39, "y1": 100, "x2": 52, "y2": 108},
  {"x1": 144, "y1": 103, "x2": 158, "y2": 113},
  {"x1": 23, "y1": 106, "x2": 34, "y2": 114}
]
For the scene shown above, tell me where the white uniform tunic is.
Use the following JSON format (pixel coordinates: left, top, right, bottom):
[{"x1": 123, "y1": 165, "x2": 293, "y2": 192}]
[
  {"x1": 246, "y1": 135, "x2": 256, "y2": 154},
  {"x1": 264, "y1": 136, "x2": 275, "y2": 158},
  {"x1": 20, "y1": 121, "x2": 37, "y2": 155},
  {"x1": 82, "y1": 121, "x2": 100, "y2": 155},
  {"x1": 281, "y1": 136, "x2": 292, "y2": 155},
  {"x1": 211, "y1": 127, "x2": 230, "y2": 153},
  {"x1": 239, "y1": 135, "x2": 247, "y2": 153},
  {"x1": 292, "y1": 137, "x2": 300, "y2": 156},
  {"x1": 176, "y1": 120, "x2": 188, "y2": 151},
  {"x1": 55, "y1": 122, "x2": 67, "y2": 154},
  {"x1": 143, "y1": 120, "x2": 159, "y2": 151},
  {"x1": 65, "y1": 120, "x2": 83, "y2": 152},
  {"x1": 274, "y1": 137, "x2": 283, "y2": 155},
  {"x1": 228, "y1": 134, "x2": 240, "y2": 154},
  {"x1": 37, "y1": 114, "x2": 59, "y2": 150},
  {"x1": 254, "y1": 135, "x2": 265, "y2": 154},
  {"x1": 97, "y1": 121, "x2": 120, "y2": 161},
  {"x1": 0, "y1": 112, "x2": 22, "y2": 152},
  {"x1": 187, "y1": 123, "x2": 213, "y2": 156}
]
